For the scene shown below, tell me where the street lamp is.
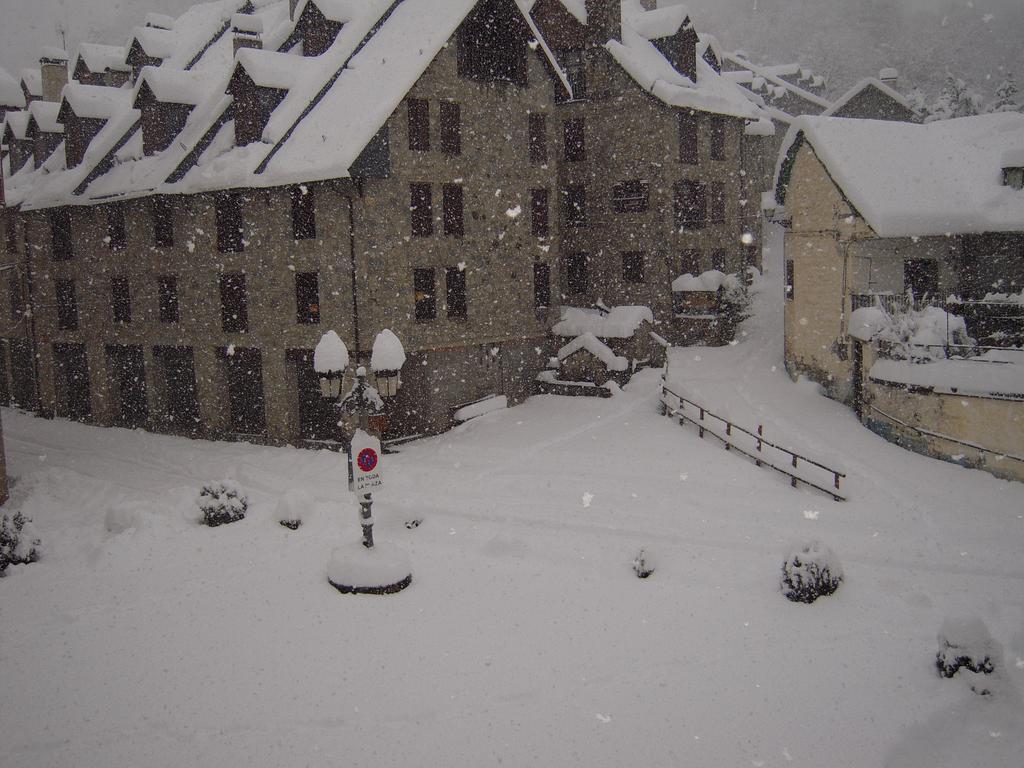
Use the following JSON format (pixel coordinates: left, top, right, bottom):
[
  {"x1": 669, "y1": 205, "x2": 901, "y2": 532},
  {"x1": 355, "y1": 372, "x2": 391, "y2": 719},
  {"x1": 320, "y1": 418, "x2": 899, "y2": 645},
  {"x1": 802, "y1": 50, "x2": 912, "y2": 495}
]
[
  {"x1": 315, "y1": 331, "x2": 411, "y2": 595},
  {"x1": 371, "y1": 328, "x2": 407, "y2": 400}
]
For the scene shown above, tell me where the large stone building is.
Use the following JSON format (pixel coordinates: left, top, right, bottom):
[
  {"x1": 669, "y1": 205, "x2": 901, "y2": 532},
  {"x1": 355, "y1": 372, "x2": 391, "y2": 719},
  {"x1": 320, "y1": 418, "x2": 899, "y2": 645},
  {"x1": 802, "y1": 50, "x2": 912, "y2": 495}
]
[{"x1": 0, "y1": 0, "x2": 771, "y2": 445}]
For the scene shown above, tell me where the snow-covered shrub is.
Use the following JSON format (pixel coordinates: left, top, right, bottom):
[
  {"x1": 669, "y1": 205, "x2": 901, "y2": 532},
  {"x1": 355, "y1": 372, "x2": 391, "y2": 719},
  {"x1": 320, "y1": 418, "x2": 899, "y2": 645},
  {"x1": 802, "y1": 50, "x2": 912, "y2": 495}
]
[
  {"x1": 0, "y1": 512, "x2": 41, "y2": 575},
  {"x1": 276, "y1": 488, "x2": 314, "y2": 530},
  {"x1": 719, "y1": 275, "x2": 751, "y2": 325},
  {"x1": 781, "y1": 541, "x2": 843, "y2": 603},
  {"x1": 936, "y1": 617, "x2": 997, "y2": 695},
  {"x1": 632, "y1": 548, "x2": 654, "y2": 579},
  {"x1": 197, "y1": 481, "x2": 247, "y2": 527},
  {"x1": 875, "y1": 305, "x2": 974, "y2": 360}
]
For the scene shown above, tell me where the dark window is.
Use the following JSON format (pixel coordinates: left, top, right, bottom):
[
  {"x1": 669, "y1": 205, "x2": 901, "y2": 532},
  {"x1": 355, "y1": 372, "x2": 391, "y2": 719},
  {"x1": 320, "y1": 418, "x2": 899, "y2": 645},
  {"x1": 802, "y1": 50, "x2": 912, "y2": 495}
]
[
  {"x1": 555, "y1": 49, "x2": 586, "y2": 102},
  {"x1": 680, "y1": 249, "x2": 702, "y2": 276},
  {"x1": 534, "y1": 263, "x2": 551, "y2": 309},
  {"x1": 744, "y1": 245, "x2": 759, "y2": 273},
  {"x1": 53, "y1": 342, "x2": 91, "y2": 420},
  {"x1": 50, "y1": 209, "x2": 73, "y2": 260},
  {"x1": 622, "y1": 252, "x2": 645, "y2": 283},
  {"x1": 710, "y1": 116, "x2": 726, "y2": 161},
  {"x1": 564, "y1": 117, "x2": 585, "y2": 162},
  {"x1": 904, "y1": 259, "x2": 939, "y2": 299},
  {"x1": 410, "y1": 183, "x2": 433, "y2": 237},
  {"x1": 439, "y1": 101, "x2": 461, "y2": 156},
  {"x1": 709, "y1": 183, "x2": 726, "y2": 223},
  {"x1": 528, "y1": 113, "x2": 547, "y2": 164},
  {"x1": 291, "y1": 184, "x2": 316, "y2": 240},
  {"x1": 107, "y1": 204, "x2": 127, "y2": 250},
  {"x1": 531, "y1": 189, "x2": 549, "y2": 237},
  {"x1": 446, "y1": 266, "x2": 467, "y2": 319},
  {"x1": 295, "y1": 272, "x2": 320, "y2": 324},
  {"x1": 712, "y1": 249, "x2": 728, "y2": 272},
  {"x1": 152, "y1": 197, "x2": 174, "y2": 247},
  {"x1": 612, "y1": 180, "x2": 649, "y2": 213},
  {"x1": 407, "y1": 98, "x2": 430, "y2": 151},
  {"x1": 414, "y1": 268, "x2": 436, "y2": 320},
  {"x1": 563, "y1": 184, "x2": 586, "y2": 226},
  {"x1": 111, "y1": 276, "x2": 131, "y2": 323},
  {"x1": 674, "y1": 180, "x2": 707, "y2": 229},
  {"x1": 220, "y1": 273, "x2": 248, "y2": 332},
  {"x1": 9, "y1": 275, "x2": 24, "y2": 322},
  {"x1": 215, "y1": 193, "x2": 244, "y2": 253},
  {"x1": 564, "y1": 252, "x2": 588, "y2": 295},
  {"x1": 222, "y1": 347, "x2": 266, "y2": 435},
  {"x1": 443, "y1": 184, "x2": 464, "y2": 237},
  {"x1": 785, "y1": 260, "x2": 794, "y2": 300},
  {"x1": 158, "y1": 275, "x2": 179, "y2": 322},
  {"x1": 679, "y1": 111, "x2": 698, "y2": 164},
  {"x1": 55, "y1": 279, "x2": 78, "y2": 330}
]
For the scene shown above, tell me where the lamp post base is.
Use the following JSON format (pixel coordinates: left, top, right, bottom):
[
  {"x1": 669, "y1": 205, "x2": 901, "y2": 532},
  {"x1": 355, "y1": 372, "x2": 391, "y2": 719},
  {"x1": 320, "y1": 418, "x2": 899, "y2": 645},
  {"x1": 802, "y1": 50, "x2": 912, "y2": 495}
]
[{"x1": 326, "y1": 541, "x2": 412, "y2": 595}]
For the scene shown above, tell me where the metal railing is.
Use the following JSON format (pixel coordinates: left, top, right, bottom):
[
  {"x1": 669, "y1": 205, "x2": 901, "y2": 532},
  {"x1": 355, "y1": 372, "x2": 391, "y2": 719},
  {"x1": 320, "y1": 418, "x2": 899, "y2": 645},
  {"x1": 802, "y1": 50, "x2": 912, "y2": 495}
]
[{"x1": 661, "y1": 383, "x2": 847, "y2": 501}]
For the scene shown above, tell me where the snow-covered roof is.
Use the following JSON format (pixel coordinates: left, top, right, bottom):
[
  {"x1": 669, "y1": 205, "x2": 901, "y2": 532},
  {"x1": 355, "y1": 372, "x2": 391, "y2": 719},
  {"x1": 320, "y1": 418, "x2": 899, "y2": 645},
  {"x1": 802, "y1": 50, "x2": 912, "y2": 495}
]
[
  {"x1": 553, "y1": 306, "x2": 654, "y2": 339},
  {"x1": 605, "y1": 2, "x2": 762, "y2": 121},
  {"x1": 671, "y1": 269, "x2": 741, "y2": 293},
  {"x1": 28, "y1": 101, "x2": 63, "y2": 134},
  {"x1": 822, "y1": 77, "x2": 915, "y2": 118},
  {"x1": 3, "y1": 110, "x2": 31, "y2": 141},
  {"x1": 0, "y1": 67, "x2": 26, "y2": 108},
  {"x1": 60, "y1": 84, "x2": 133, "y2": 121},
  {"x1": 74, "y1": 43, "x2": 129, "y2": 75},
  {"x1": 128, "y1": 26, "x2": 178, "y2": 60},
  {"x1": 556, "y1": 0, "x2": 587, "y2": 25},
  {"x1": 557, "y1": 333, "x2": 629, "y2": 371},
  {"x1": 778, "y1": 113, "x2": 1024, "y2": 238},
  {"x1": 295, "y1": 0, "x2": 356, "y2": 24},
  {"x1": 137, "y1": 67, "x2": 212, "y2": 106},
  {"x1": 20, "y1": 69, "x2": 42, "y2": 97},
  {"x1": 628, "y1": 3, "x2": 689, "y2": 40},
  {"x1": 721, "y1": 51, "x2": 830, "y2": 116}
]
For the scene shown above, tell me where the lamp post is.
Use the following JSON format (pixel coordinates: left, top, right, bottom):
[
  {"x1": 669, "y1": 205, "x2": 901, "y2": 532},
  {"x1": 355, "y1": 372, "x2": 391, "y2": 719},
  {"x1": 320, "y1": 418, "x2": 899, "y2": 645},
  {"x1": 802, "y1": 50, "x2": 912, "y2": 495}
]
[{"x1": 315, "y1": 331, "x2": 411, "y2": 595}]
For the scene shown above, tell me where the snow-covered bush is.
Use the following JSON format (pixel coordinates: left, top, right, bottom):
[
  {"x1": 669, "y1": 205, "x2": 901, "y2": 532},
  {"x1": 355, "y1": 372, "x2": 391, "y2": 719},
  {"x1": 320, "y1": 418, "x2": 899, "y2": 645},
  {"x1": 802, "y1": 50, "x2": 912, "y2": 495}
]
[
  {"x1": 874, "y1": 305, "x2": 974, "y2": 360},
  {"x1": 0, "y1": 512, "x2": 41, "y2": 575},
  {"x1": 936, "y1": 617, "x2": 997, "y2": 695},
  {"x1": 632, "y1": 548, "x2": 654, "y2": 579},
  {"x1": 781, "y1": 541, "x2": 843, "y2": 603},
  {"x1": 276, "y1": 488, "x2": 314, "y2": 530},
  {"x1": 197, "y1": 481, "x2": 248, "y2": 527}
]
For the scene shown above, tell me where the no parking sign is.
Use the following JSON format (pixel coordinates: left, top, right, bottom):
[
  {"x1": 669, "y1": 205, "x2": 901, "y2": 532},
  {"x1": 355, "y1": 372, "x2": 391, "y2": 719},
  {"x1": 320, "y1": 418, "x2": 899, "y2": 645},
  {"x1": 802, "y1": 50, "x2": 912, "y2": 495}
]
[{"x1": 349, "y1": 429, "x2": 384, "y2": 494}]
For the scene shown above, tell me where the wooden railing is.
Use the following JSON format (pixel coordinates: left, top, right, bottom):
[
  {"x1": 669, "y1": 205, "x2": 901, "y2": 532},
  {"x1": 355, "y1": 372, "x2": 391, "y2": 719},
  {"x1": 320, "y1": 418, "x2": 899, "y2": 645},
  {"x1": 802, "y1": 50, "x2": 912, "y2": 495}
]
[{"x1": 661, "y1": 383, "x2": 847, "y2": 501}]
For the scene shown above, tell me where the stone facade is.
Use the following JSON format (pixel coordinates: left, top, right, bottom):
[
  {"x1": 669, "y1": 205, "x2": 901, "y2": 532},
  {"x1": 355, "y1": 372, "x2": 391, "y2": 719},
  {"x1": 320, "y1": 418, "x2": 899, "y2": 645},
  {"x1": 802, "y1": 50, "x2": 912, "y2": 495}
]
[{"x1": 0, "y1": 0, "x2": 768, "y2": 445}]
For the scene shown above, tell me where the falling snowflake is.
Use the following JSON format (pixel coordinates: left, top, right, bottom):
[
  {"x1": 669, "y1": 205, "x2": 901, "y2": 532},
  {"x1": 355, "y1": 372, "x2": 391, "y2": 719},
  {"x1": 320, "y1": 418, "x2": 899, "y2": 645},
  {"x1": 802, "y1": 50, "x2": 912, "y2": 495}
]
[{"x1": 581, "y1": 492, "x2": 594, "y2": 508}]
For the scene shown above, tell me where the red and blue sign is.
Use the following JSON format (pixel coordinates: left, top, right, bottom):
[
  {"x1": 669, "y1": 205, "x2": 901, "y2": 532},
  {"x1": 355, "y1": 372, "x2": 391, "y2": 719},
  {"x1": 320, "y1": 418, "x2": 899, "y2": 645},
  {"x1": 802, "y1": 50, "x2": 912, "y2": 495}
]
[{"x1": 357, "y1": 447, "x2": 378, "y2": 473}]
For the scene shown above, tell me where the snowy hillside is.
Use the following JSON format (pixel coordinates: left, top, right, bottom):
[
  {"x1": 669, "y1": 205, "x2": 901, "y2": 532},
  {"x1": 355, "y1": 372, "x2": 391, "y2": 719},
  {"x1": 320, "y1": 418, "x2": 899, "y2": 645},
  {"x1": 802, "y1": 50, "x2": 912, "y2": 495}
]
[{"x1": 1, "y1": 233, "x2": 1022, "y2": 767}]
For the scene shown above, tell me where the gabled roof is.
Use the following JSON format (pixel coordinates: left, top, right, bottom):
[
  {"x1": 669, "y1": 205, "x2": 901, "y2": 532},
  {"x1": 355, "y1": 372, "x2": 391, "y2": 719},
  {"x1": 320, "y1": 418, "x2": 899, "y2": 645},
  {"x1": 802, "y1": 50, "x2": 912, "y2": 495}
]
[
  {"x1": 59, "y1": 84, "x2": 132, "y2": 122},
  {"x1": 776, "y1": 113, "x2": 1024, "y2": 238},
  {"x1": 605, "y1": 1, "x2": 761, "y2": 120},
  {"x1": 20, "y1": 69, "x2": 42, "y2": 97},
  {"x1": 722, "y1": 51, "x2": 830, "y2": 116},
  {"x1": 74, "y1": 43, "x2": 129, "y2": 76},
  {"x1": 127, "y1": 26, "x2": 177, "y2": 61},
  {"x1": 822, "y1": 77, "x2": 916, "y2": 118},
  {"x1": 27, "y1": 101, "x2": 62, "y2": 134},
  {"x1": 3, "y1": 111, "x2": 31, "y2": 141},
  {"x1": 0, "y1": 67, "x2": 25, "y2": 108},
  {"x1": 136, "y1": 66, "x2": 213, "y2": 106},
  {"x1": 294, "y1": 0, "x2": 357, "y2": 24}
]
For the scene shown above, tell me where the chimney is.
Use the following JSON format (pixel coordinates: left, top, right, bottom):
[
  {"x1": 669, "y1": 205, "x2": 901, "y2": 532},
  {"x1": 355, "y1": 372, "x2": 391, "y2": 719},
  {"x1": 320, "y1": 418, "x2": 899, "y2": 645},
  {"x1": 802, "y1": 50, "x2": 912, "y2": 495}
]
[
  {"x1": 233, "y1": 14, "x2": 264, "y2": 55},
  {"x1": 584, "y1": 0, "x2": 621, "y2": 47},
  {"x1": 39, "y1": 48, "x2": 68, "y2": 103},
  {"x1": 879, "y1": 68, "x2": 898, "y2": 88}
]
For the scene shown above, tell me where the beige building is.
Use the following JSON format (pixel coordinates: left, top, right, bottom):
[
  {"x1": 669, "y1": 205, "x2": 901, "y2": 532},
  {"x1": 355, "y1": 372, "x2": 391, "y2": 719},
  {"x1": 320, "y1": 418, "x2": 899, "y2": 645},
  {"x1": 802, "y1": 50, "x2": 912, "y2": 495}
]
[
  {"x1": 1, "y1": 0, "x2": 771, "y2": 445},
  {"x1": 776, "y1": 112, "x2": 1024, "y2": 478}
]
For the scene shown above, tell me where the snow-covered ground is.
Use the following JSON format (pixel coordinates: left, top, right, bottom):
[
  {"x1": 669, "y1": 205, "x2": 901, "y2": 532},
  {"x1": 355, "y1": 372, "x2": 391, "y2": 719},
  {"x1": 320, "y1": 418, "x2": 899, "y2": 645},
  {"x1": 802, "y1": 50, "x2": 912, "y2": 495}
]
[{"x1": 1, "y1": 235, "x2": 1022, "y2": 767}]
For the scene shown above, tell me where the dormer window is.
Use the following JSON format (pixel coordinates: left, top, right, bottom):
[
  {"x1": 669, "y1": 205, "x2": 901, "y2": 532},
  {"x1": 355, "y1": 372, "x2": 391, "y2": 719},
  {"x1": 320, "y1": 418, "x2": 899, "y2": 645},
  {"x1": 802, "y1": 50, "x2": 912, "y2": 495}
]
[
  {"x1": 457, "y1": 0, "x2": 528, "y2": 87},
  {"x1": 226, "y1": 56, "x2": 291, "y2": 146},
  {"x1": 134, "y1": 71, "x2": 203, "y2": 156},
  {"x1": 1004, "y1": 167, "x2": 1024, "y2": 190},
  {"x1": 291, "y1": 0, "x2": 347, "y2": 57}
]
